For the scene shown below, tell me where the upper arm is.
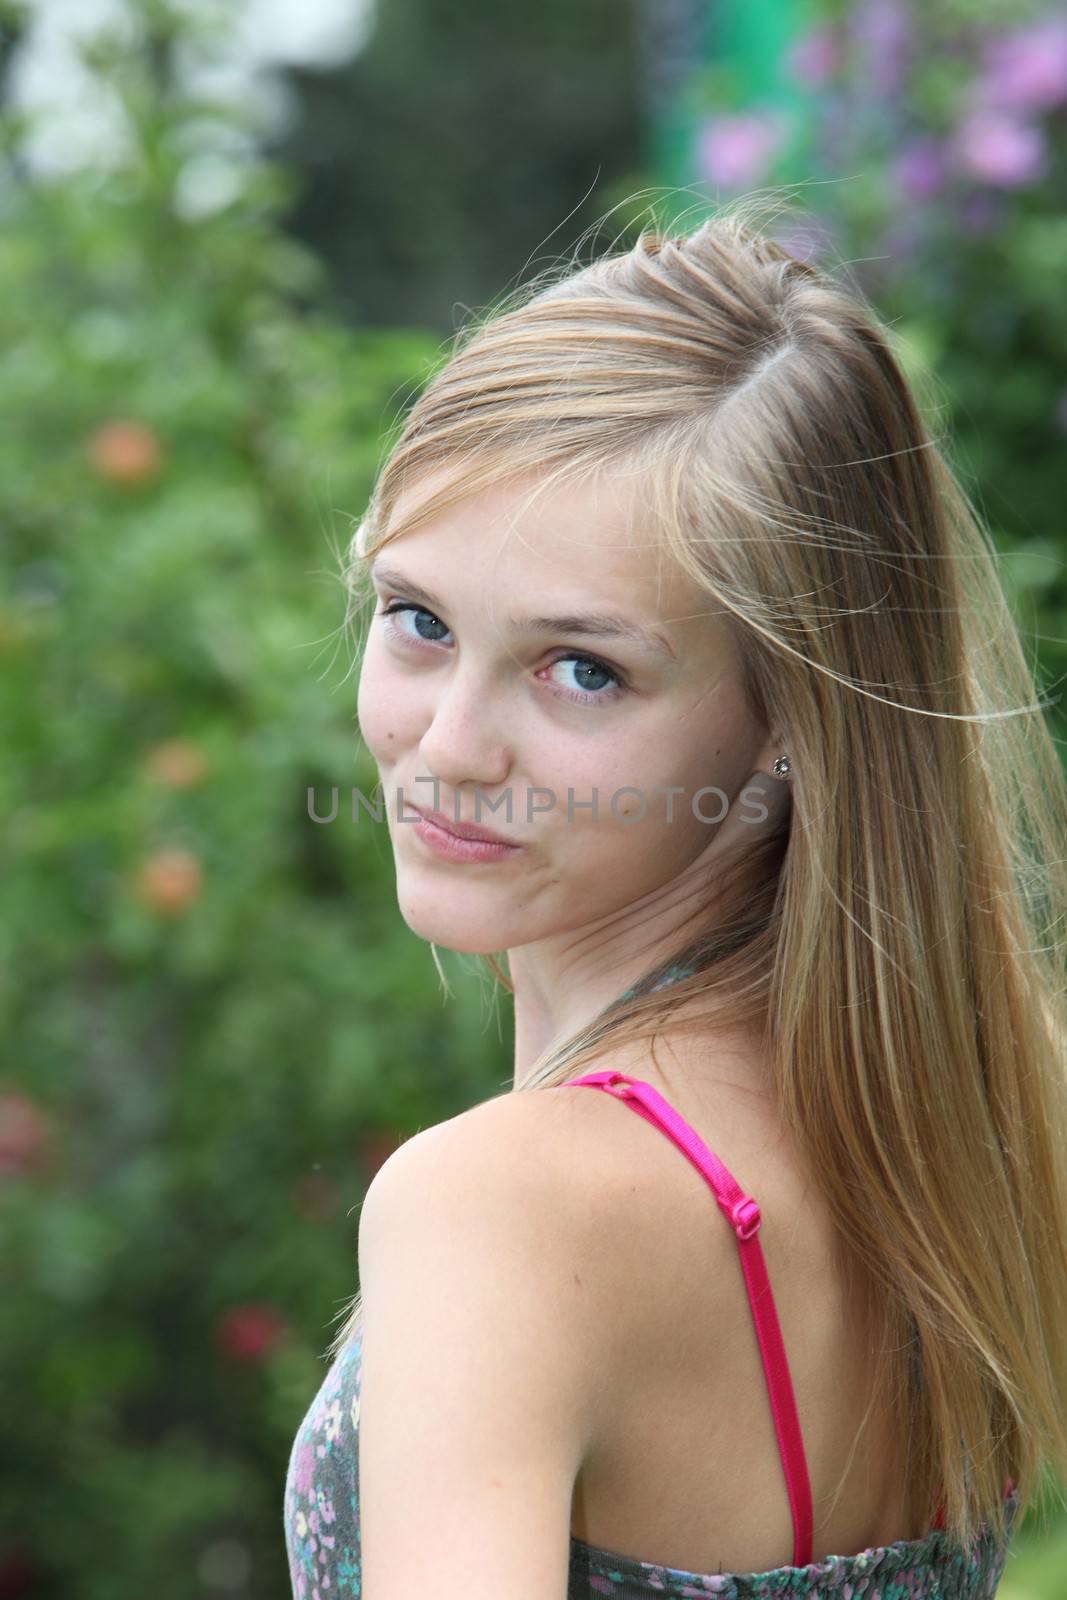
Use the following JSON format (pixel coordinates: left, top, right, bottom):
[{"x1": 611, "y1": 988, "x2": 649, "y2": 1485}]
[{"x1": 356, "y1": 1092, "x2": 608, "y2": 1600}]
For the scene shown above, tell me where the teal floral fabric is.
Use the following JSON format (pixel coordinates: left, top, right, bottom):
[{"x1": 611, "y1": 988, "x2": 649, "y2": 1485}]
[
  {"x1": 284, "y1": 1330, "x2": 364, "y2": 1597},
  {"x1": 568, "y1": 1491, "x2": 1019, "y2": 1599},
  {"x1": 617, "y1": 959, "x2": 695, "y2": 1002}
]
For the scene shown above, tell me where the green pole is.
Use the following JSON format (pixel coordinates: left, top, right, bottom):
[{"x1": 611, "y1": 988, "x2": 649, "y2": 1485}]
[{"x1": 646, "y1": 0, "x2": 823, "y2": 222}]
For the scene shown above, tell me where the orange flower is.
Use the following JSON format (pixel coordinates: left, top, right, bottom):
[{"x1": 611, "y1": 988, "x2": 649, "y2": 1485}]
[
  {"x1": 135, "y1": 847, "x2": 203, "y2": 915},
  {"x1": 145, "y1": 740, "x2": 208, "y2": 789},
  {"x1": 89, "y1": 419, "x2": 164, "y2": 485}
]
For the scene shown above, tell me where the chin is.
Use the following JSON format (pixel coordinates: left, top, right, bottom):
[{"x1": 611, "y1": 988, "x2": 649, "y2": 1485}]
[
  {"x1": 399, "y1": 918, "x2": 502, "y2": 957},
  {"x1": 395, "y1": 886, "x2": 510, "y2": 956}
]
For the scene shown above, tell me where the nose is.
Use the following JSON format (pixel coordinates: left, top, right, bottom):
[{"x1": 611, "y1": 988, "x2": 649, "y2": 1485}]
[{"x1": 416, "y1": 665, "x2": 511, "y2": 793}]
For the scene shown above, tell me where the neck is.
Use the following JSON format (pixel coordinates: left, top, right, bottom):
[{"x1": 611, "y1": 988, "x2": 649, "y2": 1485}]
[{"x1": 510, "y1": 960, "x2": 694, "y2": 1087}]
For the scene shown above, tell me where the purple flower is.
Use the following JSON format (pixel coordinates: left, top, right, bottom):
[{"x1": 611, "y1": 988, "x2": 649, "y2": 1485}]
[
  {"x1": 894, "y1": 138, "x2": 947, "y2": 200},
  {"x1": 981, "y1": 18, "x2": 1067, "y2": 112},
  {"x1": 787, "y1": 27, "x2": 840, "y2": 88},
  {"x1": 696, "y1": 111, "x2": 787, "y2": 189},
  {"x1": 777, "y1": 223, "x2": 830, "y2": 265},
  {"x1": 954, "y1": 109, "x2": 1047, "y2": 188},
  {"x1": 849, "y1": 0, "x2": 913, "y2": 99},
  {"x1": 959, "y1": 191, "x2": 1006, "y2": 236}
]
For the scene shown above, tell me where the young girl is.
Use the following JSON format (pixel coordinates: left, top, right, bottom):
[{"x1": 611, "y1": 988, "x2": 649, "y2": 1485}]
[{"x1": 284, "y1": 196, "x2": 1067, "y2": 1599}]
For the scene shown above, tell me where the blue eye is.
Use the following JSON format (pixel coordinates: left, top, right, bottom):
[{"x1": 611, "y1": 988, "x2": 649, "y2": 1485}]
[
  {"x1": 375, "y1": 601, "x2": 627, "y2": 708},
  {"x1": 378, "y1": 600, "x2": 449, "y2": 644},
  {"x1": 550, "y1": 657, "x2": 621, "y2": 703}
]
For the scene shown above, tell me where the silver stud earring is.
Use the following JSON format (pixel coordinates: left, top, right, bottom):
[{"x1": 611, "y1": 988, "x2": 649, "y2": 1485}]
[{"x1": 771, "y1": 754, "x2": 792, "y2": 779}]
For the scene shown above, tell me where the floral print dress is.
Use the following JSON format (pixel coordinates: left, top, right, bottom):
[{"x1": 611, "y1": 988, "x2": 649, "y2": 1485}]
[{"x1": 284, "y1": 1328, "x2": 364, "y2": 1596}]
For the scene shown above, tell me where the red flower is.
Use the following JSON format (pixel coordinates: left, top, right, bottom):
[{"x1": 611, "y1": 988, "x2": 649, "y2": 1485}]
[
  {"x1": 215, "y1": 1302, "x2": 289, "y2": 1364},
  {"x1": 0, "y1": 1092, "x2": 52, "y2": 1179},
  {"x1": 0, "y1": 1540, "x2": 44, "y2": 1598}
]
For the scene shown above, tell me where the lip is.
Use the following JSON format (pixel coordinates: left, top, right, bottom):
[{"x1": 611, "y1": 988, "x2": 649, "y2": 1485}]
[
  {"x1": 410, "y1": 809, "x2": 522, "y2": 864},
  {"x1": 411, "y1": 804, "x2": 518, "y2": 846}
]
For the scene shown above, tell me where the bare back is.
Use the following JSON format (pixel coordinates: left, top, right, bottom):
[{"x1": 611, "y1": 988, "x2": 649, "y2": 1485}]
[{"x1": 556, "y1": 1020, "x2": 922, "y2": 1575}]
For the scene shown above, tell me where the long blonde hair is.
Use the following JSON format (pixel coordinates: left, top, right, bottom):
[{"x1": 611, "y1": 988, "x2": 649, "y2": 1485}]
[{"x1": 326, "y1": 191, "x2": 1067, "y2": 1554}]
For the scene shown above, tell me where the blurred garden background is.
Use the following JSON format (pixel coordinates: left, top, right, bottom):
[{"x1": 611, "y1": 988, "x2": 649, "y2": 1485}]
[{"x1": 2, "y1": 0, "x2": 1066, "y2": 1594}]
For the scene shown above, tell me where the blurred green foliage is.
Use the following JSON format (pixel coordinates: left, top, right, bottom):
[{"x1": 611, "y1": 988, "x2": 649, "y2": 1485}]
[
  {"x1": 1, "y1": 0, "x2": 1065, "y2": 1596},
  {"x1": 0, "y1": 3, "x2": 509, "y2": 1595}
]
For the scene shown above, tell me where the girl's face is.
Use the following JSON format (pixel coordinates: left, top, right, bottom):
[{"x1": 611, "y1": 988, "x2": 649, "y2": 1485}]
[{"x1": 356, "y1": 467, "x2": 782, "y2": 966}]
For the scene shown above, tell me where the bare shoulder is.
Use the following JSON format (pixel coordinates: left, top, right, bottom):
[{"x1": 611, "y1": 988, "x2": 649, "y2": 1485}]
[
  {"x1": 358, "y1": 1083, "x2": 634, "y2": 1262},
  {"x1": 359, "y1": 1073, "x2": 700, "y2": 1231},
  {"x1": 358, "y1": 1074, "x2": 741, "y2": 1377}
]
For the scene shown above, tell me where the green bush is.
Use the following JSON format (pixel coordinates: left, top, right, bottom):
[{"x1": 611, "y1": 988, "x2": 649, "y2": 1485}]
[{"x1": 0, "y1": 6, "x2": 505, "y2": 1595}]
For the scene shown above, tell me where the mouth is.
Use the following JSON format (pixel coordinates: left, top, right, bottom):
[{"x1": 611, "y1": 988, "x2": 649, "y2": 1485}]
[{"x1": 410, "y1": 803, "x2": 518, "y2": 847}]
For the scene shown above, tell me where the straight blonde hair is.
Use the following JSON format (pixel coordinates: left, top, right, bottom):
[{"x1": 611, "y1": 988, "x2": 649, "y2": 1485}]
[{"x1": 326, "y1": 191, "x2": 1067, "y2": 1556}]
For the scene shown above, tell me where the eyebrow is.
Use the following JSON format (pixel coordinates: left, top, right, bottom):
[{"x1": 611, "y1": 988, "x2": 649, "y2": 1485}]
[{"x1": 369, "y1": 561, "x2": 677, "y2": 661}]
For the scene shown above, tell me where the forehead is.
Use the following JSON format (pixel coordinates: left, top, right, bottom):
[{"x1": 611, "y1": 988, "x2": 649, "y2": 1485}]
[{"x1": 379, "y1": 465, "x2": 703, "y2": 627}]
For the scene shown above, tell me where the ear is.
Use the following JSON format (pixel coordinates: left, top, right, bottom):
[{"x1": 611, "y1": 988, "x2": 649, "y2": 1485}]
[
  {"x1": 751, "y1": 729, "x2": 792, "y2": 782},
  {"x1": 700, "y1": 762, "x2": 792, "y2": 886}
]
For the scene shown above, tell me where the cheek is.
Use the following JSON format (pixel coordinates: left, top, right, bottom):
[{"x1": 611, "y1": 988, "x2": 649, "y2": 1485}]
[
  {"x1": 533, "y1": 726, "x2": 686, "y2": 845},
  {"x1": 549, "y1": 696, "x2": 752, "y2": 849},
  {"x1": 356, "y1": 638, "x2": 413, "y2": 764}
]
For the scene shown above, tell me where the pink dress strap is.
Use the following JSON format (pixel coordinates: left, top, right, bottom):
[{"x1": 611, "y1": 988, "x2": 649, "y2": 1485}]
[{"x1": 563, "y1": 1068, "x2": 815, "y2": 1570}]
